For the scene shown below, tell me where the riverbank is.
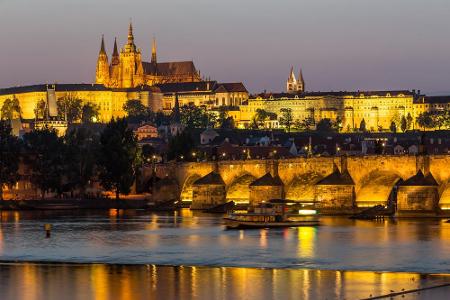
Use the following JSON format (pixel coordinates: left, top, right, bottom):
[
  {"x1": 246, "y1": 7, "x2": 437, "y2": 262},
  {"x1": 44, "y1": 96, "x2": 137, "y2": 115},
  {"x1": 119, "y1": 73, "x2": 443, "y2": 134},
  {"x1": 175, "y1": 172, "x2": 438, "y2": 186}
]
[
  {"x1": 0, "y1": 262, "x2": 448, "y2": 299},
  {"x1": 0, "y1": 198, "x2": 148, "y2": 210}
]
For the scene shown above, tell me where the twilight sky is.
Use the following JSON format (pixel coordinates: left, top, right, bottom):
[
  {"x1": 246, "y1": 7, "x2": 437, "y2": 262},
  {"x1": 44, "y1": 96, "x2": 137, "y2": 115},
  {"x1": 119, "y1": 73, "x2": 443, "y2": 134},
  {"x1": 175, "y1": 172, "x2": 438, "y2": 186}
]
[{"x1": 1, "y1": 0, "x2": 450, "y2": 94}]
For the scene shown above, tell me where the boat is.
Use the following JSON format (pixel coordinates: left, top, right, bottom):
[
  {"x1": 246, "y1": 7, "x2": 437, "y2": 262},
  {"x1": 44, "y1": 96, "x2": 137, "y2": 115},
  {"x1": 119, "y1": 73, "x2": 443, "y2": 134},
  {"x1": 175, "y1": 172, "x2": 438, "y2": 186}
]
[{"x1": 223, "y1": 199, "x2": 319, "y2": 229}]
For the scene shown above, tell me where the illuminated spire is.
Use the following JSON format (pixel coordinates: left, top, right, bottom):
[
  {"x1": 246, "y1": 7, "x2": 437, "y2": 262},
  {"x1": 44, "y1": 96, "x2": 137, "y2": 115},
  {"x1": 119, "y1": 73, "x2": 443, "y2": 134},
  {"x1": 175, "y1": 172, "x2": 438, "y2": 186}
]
[
  {"x1": 128, "y1": 21, "x2": 134, "y2": 45},
  {"x1": 99, "y1": 35, "x2": 106, "y2": 55},
  {"x1": 288, "y1": 66, "x2": 296, "y2": 82},
  {"x1": 111, "y1": 37, "x2": 119, "y2": 65},
  {"x1": 298, "y1": 68, "x2": 305, "y2": 92},
  {"x1": 151, "y1": 37, "x2": 157, "y2": 64}
]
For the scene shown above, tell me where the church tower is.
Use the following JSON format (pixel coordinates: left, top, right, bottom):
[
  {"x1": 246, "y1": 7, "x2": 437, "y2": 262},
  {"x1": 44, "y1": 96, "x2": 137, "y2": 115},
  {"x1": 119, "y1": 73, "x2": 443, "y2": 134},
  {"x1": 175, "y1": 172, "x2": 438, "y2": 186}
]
[
  {"x1": 109, "y1": 38, "x2": 120, "y2": 88},
  {"x1": 298, "y1": 68, "x2": 305, "y2": 93},
  {"x1": 119, "y1": 22, "x2": 144, "y2": 88},
  {"x1": 286, "y1": 67, "x2": 297, "y2": 94},
  {"x1": 286, "y1": 67, "x2": 305, "y2": 93},
  {"x1": 95, "y1": 35, "x2": 110, "y2": 85},
  {"x1": 151, "y1": 37, "x2": 157, "y2": 65}
]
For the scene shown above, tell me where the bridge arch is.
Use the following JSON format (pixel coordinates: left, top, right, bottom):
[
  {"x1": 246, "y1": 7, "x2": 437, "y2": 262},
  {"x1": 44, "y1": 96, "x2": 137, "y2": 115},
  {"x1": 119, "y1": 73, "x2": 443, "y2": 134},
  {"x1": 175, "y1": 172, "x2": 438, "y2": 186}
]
[
  {"x1": 438, "y1": 180, "x2": 450, "y2": 210},
  {"x1": 180, "y1": 174, "x2": 202, "y2": 202},
  {"x1": 285, "y1": 171, "x2": 324, "y2": 202},
  {"x1": 355, "y1": 170, "x2": 402, "y2": 207},
  {"x1": 226, "y1": 173, "x2": 257, "y2": 204}
]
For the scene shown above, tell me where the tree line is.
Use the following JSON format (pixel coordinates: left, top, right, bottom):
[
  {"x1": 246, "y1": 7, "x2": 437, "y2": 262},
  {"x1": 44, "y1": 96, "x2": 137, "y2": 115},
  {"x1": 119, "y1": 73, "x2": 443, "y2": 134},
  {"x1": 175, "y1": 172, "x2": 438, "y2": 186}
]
[{"x1": 0, "y1": 118, "x2": 139, "y2": 201}]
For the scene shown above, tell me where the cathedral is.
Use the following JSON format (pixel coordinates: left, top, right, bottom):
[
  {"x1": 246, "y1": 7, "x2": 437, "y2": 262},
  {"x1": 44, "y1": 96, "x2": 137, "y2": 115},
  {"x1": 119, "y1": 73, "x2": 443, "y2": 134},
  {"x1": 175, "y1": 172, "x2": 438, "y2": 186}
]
[
  {"x1": 286, "y1": 67, "x2": 305, "y2": 93},
  {"x1": 95, "y1": 23, "x2": 201, "y2": 88}
]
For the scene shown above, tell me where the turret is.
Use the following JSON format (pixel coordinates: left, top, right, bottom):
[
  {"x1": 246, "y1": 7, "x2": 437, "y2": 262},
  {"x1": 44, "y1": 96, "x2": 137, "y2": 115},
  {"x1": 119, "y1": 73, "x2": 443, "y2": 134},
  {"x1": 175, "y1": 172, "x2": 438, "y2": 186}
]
[
  {"x1": 151, "y1": 37, "x2": 157, "y2": 65},
  {"x1": 95, "y1": 35, "x2": 110, "y2": 85},
  {"x1": 298, "y1": 68, "x2": 305, "y2": 92},
  {"x1": 111, "y1": 37, "x2": 119, "y2": 65},
  {"x1": 286, "y1": 66, "x2": 297, "y2": 94}
]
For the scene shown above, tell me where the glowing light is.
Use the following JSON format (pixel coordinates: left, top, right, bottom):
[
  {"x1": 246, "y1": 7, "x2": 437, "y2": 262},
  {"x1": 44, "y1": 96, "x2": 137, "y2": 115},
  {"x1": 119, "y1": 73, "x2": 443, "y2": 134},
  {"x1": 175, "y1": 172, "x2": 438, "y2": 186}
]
[{"x1": 298, "y1": 209, "x2": 317, "y2": 215}]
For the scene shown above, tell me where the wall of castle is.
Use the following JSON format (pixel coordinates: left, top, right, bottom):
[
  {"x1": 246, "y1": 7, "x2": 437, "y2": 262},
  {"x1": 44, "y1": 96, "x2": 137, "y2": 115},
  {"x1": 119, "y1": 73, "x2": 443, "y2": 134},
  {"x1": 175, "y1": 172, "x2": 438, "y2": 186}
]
[
  {"x1": 0, "y1": 89, "x2": 163, "y2": 122},
  {"x1": 237, "y1": 93, "x2": 427, "y2": 131},
  {"x1": 315, "y1": 185, "x2": 355, "y2": 209}
]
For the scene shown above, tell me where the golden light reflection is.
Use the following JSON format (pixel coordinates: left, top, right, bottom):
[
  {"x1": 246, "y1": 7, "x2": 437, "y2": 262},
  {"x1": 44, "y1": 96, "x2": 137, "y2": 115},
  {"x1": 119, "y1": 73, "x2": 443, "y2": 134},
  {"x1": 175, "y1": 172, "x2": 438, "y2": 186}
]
[
  {"x1": 239, "y1": 230, "x2": 244, "y2": 240},
  {"x1": 91, "y1": 264, "x2": 109, "y2": 300},
  {"x1": 22, "y1": 264, "x2": 38, "y2": 300},
  {"x1": 297, "y1": 227, "x2": 316, "y2": 258},
  {"x1": 259, "y1": 229, "x2": 267, "y2": 248}
]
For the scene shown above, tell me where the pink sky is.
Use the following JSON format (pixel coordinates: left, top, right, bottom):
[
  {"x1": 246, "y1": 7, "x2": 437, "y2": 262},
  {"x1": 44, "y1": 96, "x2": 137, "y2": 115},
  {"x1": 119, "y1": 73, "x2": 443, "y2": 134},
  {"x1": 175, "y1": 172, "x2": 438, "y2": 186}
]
[{"x1": 1, "y1": 0, "x2": 450, "y2": 94}]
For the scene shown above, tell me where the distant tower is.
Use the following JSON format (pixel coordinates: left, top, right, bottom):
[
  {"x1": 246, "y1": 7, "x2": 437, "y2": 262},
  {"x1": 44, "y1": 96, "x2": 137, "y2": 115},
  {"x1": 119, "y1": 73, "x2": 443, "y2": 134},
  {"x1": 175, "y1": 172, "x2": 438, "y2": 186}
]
[
  {"x1": 297, "y1": 68, "x2": 305, "y2": 93},
  {"x1": 151, "y1": 37, "x2": 157, "y2": 65},
  {"x1": 109, "y1": 38, "x2": 120, "y2": 88},
  {"x1": 120, "y1": 21, "x2": 144, "y2": 88},
  {"x1": 95, "y1": 35, "x2": 110, "y2": 85},
  {"x1": 286, "y1": 67, "x2": 305, "y2": 93}
]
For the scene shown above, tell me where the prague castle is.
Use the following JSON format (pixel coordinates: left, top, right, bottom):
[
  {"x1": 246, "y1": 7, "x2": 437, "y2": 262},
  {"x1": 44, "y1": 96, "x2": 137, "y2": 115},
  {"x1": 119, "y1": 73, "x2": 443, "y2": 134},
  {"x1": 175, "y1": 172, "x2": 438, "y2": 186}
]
[{"x1": 95, "y1": 23, "x2": 201, "y2": 88}]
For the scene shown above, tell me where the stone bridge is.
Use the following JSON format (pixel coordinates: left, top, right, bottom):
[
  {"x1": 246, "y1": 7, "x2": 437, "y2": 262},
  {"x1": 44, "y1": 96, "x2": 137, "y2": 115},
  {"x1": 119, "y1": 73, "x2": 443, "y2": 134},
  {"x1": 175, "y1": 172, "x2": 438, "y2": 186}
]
[{"x1": 145, "y1": 155, "x2": 450, "y2": 215}]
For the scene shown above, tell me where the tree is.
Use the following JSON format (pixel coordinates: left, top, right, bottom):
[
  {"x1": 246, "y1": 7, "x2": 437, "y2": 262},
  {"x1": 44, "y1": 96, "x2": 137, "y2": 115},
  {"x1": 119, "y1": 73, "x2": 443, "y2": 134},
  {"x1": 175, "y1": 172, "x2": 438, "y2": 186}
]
[
  {"x1": 81, "y1": 103, "x2": 100, "y2": 124},
  {"x1": 167, "y1": 130, "x2": 196, "y2": 161},
  {"x1": 34, "y1": 99, "x2": 46, "y2": 119},
  {"x1": 57, "y1": 96, "x2": 83, "y2": 124},
  {"x1": 0, "y1": 121, "x2": 21, "y2": 200},
  {"x1": 390, "y1": 121, "x2": 397, "y2": 133},
  {"x1": 400, "y1": 116, "x2": 407, "y2": 132},
  {"x1": 64, "y1": 126, "x2": 99, "y2": 197},
  {"x1": 216, "y1": 108, "x2": 235, "y2": 129},
  {"x1": 316, "y1": 118, "x2": 333, "y2": 131},
  {"x1": 293, "y1": 117, "x2": 314, "y2": 131},
  {"x1": 359, "y1": 119, "x2": 367, "y2": 132},
  {"x1": 179, "y1": 104, "x2": 210, "y2": 128},
  {"x1": 97, "y1": 118, "x2": 138, "y2": 199},
  {"x1": 22, "y1": 128, "x2": 67, "y2": 199},
  {"x1": 252, "y1": 109, "x2": 277, "y2": 129},
  {"x1": 416, "y1": 112, "x2": 435, "y2": 130},
  {"x1": 123, "y1": 99, "x2": 152, "y2": 123},
  {"x1": 1, "y1": 98, "x2": 21, "y2": 120},
  {"x1": 279, "y1": 108, "x2": 294, "y2": 132},
  {"x1": 154, "y1": 111, "x2": 171, "y2": 127},
  {"x1": 406, "y1": 113, "x2": 413, "y2": 130},
  {"x1": 333, "y1": 117, "x2": 343, "y2": 132}
]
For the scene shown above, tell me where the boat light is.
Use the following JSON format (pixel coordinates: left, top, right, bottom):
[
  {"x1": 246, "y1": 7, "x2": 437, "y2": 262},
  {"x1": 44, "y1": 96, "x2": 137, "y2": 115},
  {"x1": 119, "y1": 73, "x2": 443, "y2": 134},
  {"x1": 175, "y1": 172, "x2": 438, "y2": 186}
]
[{"x1": 298, "y1": 209, "x2": 317, "y2": 215}]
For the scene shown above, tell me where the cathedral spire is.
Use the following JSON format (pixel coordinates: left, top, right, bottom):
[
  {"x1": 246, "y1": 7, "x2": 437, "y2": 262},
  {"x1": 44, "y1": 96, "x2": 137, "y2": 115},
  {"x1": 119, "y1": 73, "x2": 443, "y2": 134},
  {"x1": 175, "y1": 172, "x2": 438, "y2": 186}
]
[
  {"x1": 128, "y1": 21, "x2": 134, "y2": 45},
  {"x1": 151, "y1": 37, "x2": 157, "y2": 64},
  {"x1": 99, "y1": 35, "x2": 106, "y2": 55},
  {"x1": 298, "y1": 68, "x2": 305, "y2": 92},
  {"x1": 111, "y1": 37, "x2": 119, "y2": 65}
]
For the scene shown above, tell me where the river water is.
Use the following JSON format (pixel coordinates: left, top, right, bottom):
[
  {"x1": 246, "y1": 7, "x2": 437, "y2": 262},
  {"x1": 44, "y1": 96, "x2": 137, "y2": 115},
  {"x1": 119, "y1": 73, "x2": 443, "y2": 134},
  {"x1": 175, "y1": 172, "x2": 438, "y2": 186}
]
[{"x1": 0, "y1": 209, "x2": 450, "y2": 299}]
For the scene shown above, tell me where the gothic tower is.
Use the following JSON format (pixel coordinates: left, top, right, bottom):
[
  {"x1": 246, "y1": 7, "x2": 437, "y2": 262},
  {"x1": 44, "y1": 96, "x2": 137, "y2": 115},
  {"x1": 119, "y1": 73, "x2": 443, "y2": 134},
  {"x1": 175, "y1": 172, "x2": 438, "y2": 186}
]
[
  {"x1": 95, "y1": 35, "x2": 110, "y2": 85},
  {"x1": 151, "y1": 37, "x2": 157, "y2": 65},
  {"x1": 286, "y1": 67, "x2": 305, "y2": 93},
  {"x1": 286, "y1": 67, "x2": 297, "y2": 94},
  {"x1": 119, "y1": 22, "x2": 144, "y2": 88},
  {"x1": 298, "y1": 68, "x2": 305, "y2": 93},
  {"x1": 109, "y1": 38, "x2": 120, "y2": 88}
]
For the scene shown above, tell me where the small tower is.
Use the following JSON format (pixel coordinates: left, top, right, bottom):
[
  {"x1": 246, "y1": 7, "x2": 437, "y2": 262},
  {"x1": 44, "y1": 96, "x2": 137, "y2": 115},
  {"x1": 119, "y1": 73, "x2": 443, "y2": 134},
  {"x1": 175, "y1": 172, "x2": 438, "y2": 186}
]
[
  {"x1": 286, "y1": 67, "x2": 297, "y2": 94},
  {"x1": 151, "y1": 37, "x2": 157, "y2": 65},
  {"x1": 286, "y1": 67, "x2": 305, "y2": 93},
  {"x1": 109, "y1": 38, "x2": 120, "y2": 87},
  {"x1": 298, "y1": 68, "x2": 305, "y2": 92},
  {"x1": 120, "y1": 21, "x2": 144, "y2": 88},
  {"x1": 95, "y1": 35, "x2": 110, "y2": 85}
]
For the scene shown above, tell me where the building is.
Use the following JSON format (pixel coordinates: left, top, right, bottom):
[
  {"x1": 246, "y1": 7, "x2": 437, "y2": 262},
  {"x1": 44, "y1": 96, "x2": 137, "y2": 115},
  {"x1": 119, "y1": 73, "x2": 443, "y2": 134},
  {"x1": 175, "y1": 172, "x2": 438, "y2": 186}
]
[
  {"x1": 0, "y1": 84, "x2": 162, "y2": 123},
  {"x1": 157, "y1": 81, "x2": 248, "y2": 113},
  {"x1": 286, "y1": 67, "x2": 305, "y2": 94},
  {"x1": 95, "y1": 23, "x2": 201, "y2": 88}
]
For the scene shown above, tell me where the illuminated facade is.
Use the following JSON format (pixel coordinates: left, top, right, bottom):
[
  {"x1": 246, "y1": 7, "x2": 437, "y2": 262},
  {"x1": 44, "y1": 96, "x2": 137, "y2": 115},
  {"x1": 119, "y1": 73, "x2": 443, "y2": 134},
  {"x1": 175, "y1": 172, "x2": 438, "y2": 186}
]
[
  {"x1": 233, "y1": 90, "x2": 450, "y2": 130},
  {"x1": 95, "y1": 23, "x2": 201, "y2": 88},
  {"x1": 0, "y1": 84, "x2": 162, "y2": 122}
]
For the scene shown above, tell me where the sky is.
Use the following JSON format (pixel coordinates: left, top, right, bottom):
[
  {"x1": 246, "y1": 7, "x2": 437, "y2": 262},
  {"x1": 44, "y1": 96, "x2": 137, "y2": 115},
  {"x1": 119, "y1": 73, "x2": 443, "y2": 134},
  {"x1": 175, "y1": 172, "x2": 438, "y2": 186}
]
[{"x1": 1, "y1": 0, "x2": 450, "y2": 94}]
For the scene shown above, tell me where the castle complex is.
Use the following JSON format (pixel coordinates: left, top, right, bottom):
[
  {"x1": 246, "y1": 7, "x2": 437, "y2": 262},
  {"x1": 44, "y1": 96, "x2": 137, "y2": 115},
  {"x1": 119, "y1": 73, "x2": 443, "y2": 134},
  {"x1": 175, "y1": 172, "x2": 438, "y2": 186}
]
[
  {"x1": 0, "y1": 27, "x2": 449, "y2": 132},
  {"x1": 95, "y1": 23, "x2": 201, "y2": 88}
]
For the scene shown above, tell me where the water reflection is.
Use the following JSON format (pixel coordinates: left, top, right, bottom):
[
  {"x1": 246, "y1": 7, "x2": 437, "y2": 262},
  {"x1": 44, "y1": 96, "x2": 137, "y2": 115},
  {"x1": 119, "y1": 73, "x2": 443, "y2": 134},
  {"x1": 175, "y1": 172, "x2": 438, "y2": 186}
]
[
  {"x1": 0, "y1": 263, "x2": 448, "y2": 300},
  {"x1": 0, "y1": 210, "x2": 450, "y2": 272}
]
